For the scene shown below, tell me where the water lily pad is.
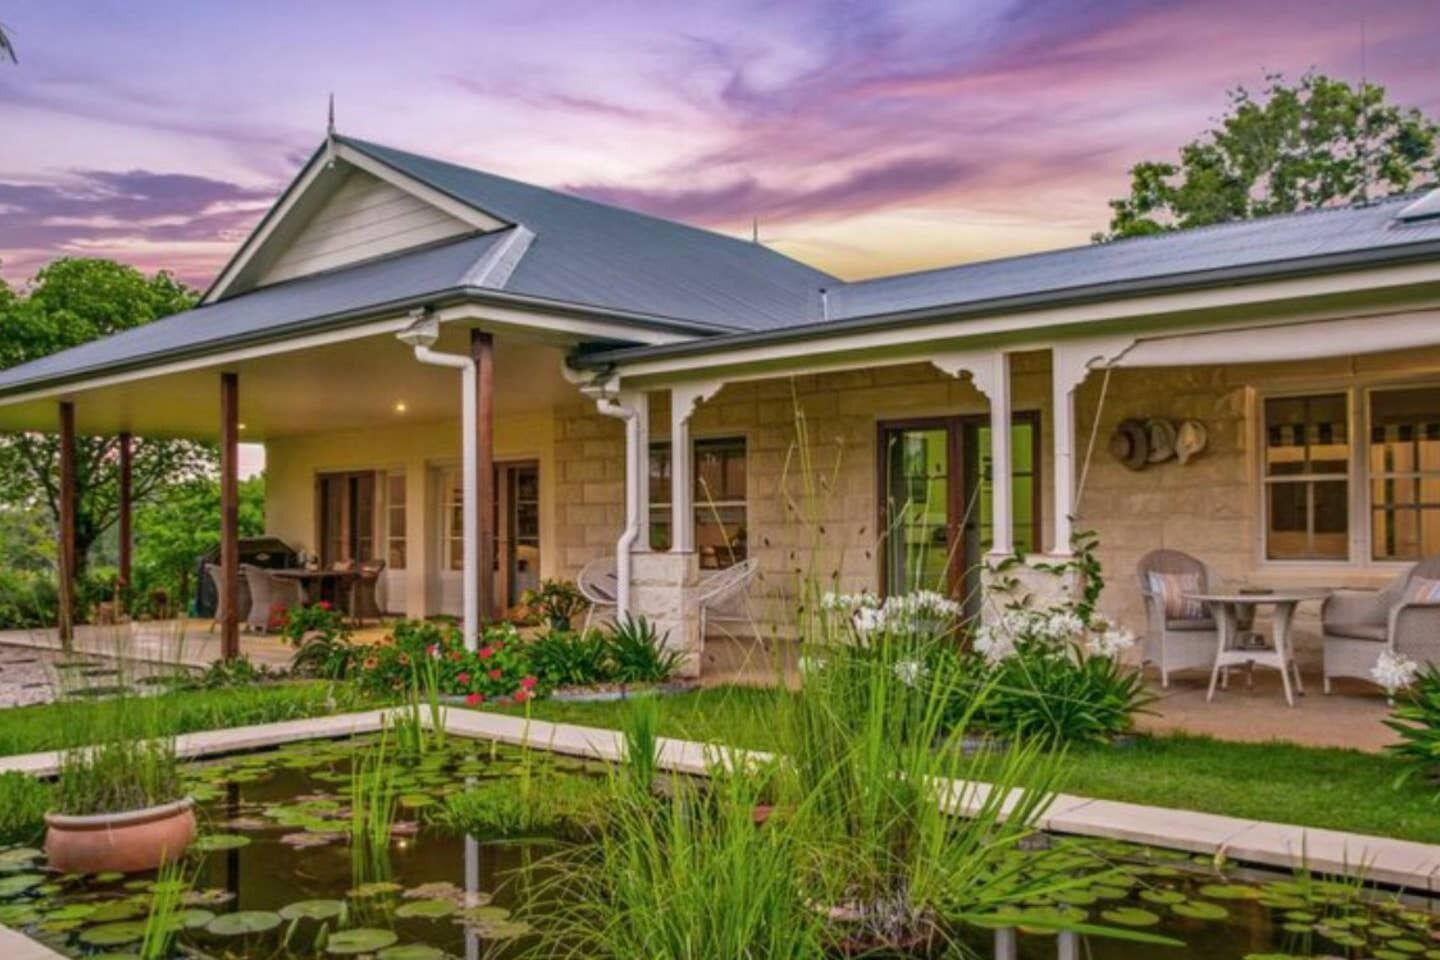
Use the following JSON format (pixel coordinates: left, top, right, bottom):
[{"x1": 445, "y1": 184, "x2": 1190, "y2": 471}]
[
  {"x1": 192, "y1": 833, "x2": 251, "y2": 852},
  {"x1": 0, "y1": 872, "x2": 44, "y2": 897},
  {"x1": 398, "y1": 793, "x2": 435, "y2": 808},
  {"x1": 45, "y1": 903, "x2": 97, "y2": 921},
  {"x1": 378, "y1": 946, "x2": 446, "y2": 960},
  {"x1": 1172, "y1": 900, "x2": 1229, "y2": 920},
  {"x1": 205, "y1": 910, "x2": 283, "y2": 935},
  {"x1": 1101, "y1": 907, "x2": 1159, "y2": 927},
  {"x1": 1199, "y1": 883, "x2": 1263, "y2": 900},
  {"x1": 79, "y1": 921, "x2": 147, "y2": 946},
  {"x1": 325, "y1": 928, "x2": 398, "y2": 954},
  {"x1": 88, "y1": 899, "x2": 148, "y2": 922},
  {"x1": 395, "y1": 898, "x2": 455, "y2": 919},
  {"x1": 279, "y1": 899, "x2": 346, "y2": 921},
  {"x1": 350, "y1": 881, "x2": 404, "y2": 898},
  {"x1": 176, "y1": 908, "x2": 216, "y2": 929}
]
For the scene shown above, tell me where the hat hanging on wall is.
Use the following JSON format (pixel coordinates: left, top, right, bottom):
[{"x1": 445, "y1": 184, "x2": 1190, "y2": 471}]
[
  {"x1": 1176, "y1": 419, "x2": 1209, "y2": 464},
  {"x1": 1144, "y1": 418, "x2": 1178, "y2": 463},
  {"x1": 1108, "y1": 418, "x2": 1149, "y2": 471}
]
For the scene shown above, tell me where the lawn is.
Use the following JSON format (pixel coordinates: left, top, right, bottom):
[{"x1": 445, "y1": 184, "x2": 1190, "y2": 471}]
[
  {"x1": 0, "y1": 681, "x2": 374, "y2": 757},
  {"x1": 483, "y1": 685, "x2": 1440, "y2": 844}
]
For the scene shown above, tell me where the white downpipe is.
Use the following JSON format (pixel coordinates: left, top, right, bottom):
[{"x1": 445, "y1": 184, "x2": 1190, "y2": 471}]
[
  {"x1": 594, "y1": 393, "x2": 641, "y2": 621},
  {"x1": 400, "y1": 313, "x2": 480, "y2": 650}
]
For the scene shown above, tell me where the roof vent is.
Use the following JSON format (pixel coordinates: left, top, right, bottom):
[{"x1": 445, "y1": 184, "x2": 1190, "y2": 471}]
[{"x1": 1396, "y1": 188, "x2": 1440, "y2": 223}]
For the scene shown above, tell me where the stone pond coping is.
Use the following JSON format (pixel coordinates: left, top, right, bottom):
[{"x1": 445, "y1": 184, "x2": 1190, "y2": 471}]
[{"x1": 2, "y1": 707, "x2": 1438, "y2": 893}]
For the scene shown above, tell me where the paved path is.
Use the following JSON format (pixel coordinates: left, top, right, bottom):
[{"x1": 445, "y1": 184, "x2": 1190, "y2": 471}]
[{"x1": 3, "y1": 707, "x2": 1435, "y2": 890}]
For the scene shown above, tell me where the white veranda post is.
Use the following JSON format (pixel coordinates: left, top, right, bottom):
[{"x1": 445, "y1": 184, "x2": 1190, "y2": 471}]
[
  {"x1": 670, "y1": 388, "x2": 694, "y2": 554},
  {"x1": 987, "y1": 351, "x2": 1014, "y2": 557}
]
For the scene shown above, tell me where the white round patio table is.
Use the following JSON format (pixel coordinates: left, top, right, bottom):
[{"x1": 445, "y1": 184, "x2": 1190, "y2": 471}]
[{"x1": 1182, "y1": 589, "x2": 1330, "y2": 708}]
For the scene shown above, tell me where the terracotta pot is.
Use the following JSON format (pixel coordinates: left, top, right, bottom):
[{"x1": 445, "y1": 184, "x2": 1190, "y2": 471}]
[{"x1": 45, "y1": 798, "x2": 196, "y2": 874}]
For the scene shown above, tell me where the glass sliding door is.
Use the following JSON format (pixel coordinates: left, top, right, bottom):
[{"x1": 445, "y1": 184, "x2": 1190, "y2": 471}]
[
  {"x1": 880, "y1": 414, "x2": 1041, "y2": 611},
  {"x1": 317, "y1": 471, "x2": 378, "y2": 567}
]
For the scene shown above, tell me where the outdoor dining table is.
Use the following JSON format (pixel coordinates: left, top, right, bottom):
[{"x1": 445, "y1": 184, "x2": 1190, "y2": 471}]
[
  {"x1": 270, "y1": 568, "x2": 357, "y2": 610},
  {"x1": 1183, "y1": 588, "x2": 1331, "y2": 708}
]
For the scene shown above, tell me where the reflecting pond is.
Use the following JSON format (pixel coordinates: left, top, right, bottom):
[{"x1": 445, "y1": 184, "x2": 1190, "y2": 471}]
[{"x1": 0, "y1": 735, "x2": 1436, "y2": 959}]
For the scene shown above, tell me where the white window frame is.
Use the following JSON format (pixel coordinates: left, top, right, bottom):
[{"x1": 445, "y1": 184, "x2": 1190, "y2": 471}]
[
  {"x1": 384, "y1": 471, "x2": 407, "y2": 571},
  {"x1": 648, "y1": 432, "x2": 749, "y2": 565},
  {"x1": 1254, "y1": 375, "x2": 1440, "y2": 570}
]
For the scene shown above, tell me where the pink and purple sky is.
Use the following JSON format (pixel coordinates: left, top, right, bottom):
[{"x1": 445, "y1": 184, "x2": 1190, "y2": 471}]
[{"x1": 1, "y1": 0, "x2": 1437, "y2": 290}]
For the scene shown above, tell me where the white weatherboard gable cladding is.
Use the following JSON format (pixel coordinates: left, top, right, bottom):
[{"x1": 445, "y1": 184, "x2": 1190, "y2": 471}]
[{"x1": 256, "y1": 168, "x2": 475, "y2": 286}]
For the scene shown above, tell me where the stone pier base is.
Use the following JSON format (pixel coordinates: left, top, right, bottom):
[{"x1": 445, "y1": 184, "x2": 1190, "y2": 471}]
[
  {"x1": 630, "y1": 551, "x2": 702, "y2": 678},
  {"x1": 979, "y1": 552, "x2": 1079, "y2": 621}
]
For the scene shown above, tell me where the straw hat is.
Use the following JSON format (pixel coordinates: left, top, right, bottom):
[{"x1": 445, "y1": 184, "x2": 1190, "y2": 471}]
[
  {"x1": 1108, "y1": 418, "x2": 1149, "y2": 470},
  {"x1": 1145, "y1": 418, "x2": 1178, "y2": 463},
  {"x1": 1176, "y1": 419, "x2": 1209, "y2": 464}
]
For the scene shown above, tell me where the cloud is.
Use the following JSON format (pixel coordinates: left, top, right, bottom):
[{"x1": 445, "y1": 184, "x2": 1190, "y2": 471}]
[{"x1": 0, "y1": 169, "x2": 273, "y2": 286}]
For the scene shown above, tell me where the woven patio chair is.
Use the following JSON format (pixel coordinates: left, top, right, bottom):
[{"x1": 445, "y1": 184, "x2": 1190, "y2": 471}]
[
  {"x1": 1322, "y1": 556, "x2": 1440, "y2": 694},
  {"x1": 1136, "y1": 549, "x2": 1221, "y2": 689},
  {"x1": 205, "y1": 562, "x2": 252, "y2": 633},
  {"x1": 348, "y1": 560, "x2": 388, "y2": 626},
  {"x1": 578, "y1": 557, "x2": 620, "y2": 635}
]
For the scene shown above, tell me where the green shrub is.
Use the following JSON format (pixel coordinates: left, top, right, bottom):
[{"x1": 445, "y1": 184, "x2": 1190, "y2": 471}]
[
  {"x1": 0, "y1": 771, "x2": 50, "y2": 844},
  {"x1": 527, "y1": 629, "x2": 611, "y2": 688},
  {"x1": 606, "y1": 616, "x2": 682, "y2": 683},
  {"x1": 521, "y1": 578, "x2": 587, "y2": 631},
  {"x1": 978, "y1": 639, "x2": 1151, "y2": 746},
  {"x1": 1387, "y1": 665, "x2": 1440, "y2": 795},
  {"x1": 442, "y1": 770, "x2": 607, "y2": 839},
  {"x1": 0, "y1": 569, "x2": 58, "y2": 630}
]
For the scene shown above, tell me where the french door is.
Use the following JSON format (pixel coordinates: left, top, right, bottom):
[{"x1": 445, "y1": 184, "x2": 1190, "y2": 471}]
[
  {"x1": 878, "y1": 414, "x2": 1040, "y2": 614},
  {"x1": 493, "y1": 461, "x2": 540, "y2": 611},
  {"x1": 317, "y1": 471, "x2": 378, "y2": 566}
]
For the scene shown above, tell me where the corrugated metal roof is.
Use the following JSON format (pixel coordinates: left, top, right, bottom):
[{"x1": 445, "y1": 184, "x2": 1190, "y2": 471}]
[
  {"x1": 337, "y1": 137, "x2": 835, "y2": 331},
  {"x1": 827, "y1": 192, "x2": 1440, "y2": 321},
  {"x1": 0, "y1": 231, "x2": 510, "y2": 395}
]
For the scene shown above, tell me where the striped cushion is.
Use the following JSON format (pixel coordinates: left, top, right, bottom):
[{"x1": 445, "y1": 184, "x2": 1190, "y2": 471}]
[
  {"x1": 1404, "y1": 576, "x2": 1440, "y2": 604},
  {"x1": 1148, "y1": 571, "x2": 1204, "y2": 620}
]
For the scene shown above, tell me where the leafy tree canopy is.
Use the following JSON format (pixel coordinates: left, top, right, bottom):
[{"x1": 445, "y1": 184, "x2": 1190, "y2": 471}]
[
  {"x1": 1099, "y1": 72, "x2": 1439, "y2": 241},
  {"x1": 133, "y1": 475, "x2": 265, "y2": 615},
  {"x1": 0, "y1": 258, "x2": 215, "y2": 575}
]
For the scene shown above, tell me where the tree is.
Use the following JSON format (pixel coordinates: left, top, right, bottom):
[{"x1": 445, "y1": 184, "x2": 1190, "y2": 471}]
[
  {"x1": 132, "y1": 475, "x2": 265, "y2": 616},
  {"x1": 0, "y1": 259, "x2": 215, "y2": 580},
  {"x1": 1099, "y1": 73, "x2": 1439, "y2": 241},
  {"x1": 0, "y1": 21, "x2": 15, "y2": 64}
]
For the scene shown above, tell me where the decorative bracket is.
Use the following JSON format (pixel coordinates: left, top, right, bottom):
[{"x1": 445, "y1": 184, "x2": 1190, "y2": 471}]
[
  {"x1": 929, "y1": 349, "x2": 1006, "y2": 399},
  {"x1": 1051, "y1": 335, "x2": 1135, "y2": 397},
  {"x1": 670, "y1": 378, "x2": 726, "y2": 424}
]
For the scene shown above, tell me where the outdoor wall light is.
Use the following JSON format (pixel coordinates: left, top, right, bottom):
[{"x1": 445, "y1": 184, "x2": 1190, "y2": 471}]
[{"x1": 394, "y1": 401, "x2": 408, "y2": 414}]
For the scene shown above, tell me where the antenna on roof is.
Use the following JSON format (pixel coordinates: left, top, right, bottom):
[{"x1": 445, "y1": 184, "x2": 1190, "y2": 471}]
[
  {"x1": 751, "y1": 217, "x2": 759, "y2": 244},
  {"x1": 324, "y1": 93, "x2": 337, "y2": 169}
]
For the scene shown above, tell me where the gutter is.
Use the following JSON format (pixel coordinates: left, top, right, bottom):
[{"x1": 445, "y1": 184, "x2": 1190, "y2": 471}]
[
  {"x1": 0, "y1": 285, "x2": 739, "y2": 403},
  {"x1": 569, "y1": 238, "x2": 1440, "y2": 370}
]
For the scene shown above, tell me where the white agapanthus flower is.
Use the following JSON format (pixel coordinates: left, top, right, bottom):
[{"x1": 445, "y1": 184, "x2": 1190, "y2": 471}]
[
  {"x1": 797, "y1": 654, "x2": 828, "y2": 675},
  {"x1": 1089, "y1": 626, "x2": 1136, "y2": 659},
  {"x1": 892, "y1": 659, "x2": 929, "y2": 688},
  {"x1": 1372, "y1": 650, "x2": 1419, "y2": 700}
]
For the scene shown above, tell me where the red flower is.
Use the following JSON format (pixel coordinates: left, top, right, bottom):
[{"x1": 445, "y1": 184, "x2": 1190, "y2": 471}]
[
  {"x1": 398, "y1": 654, "x2": 410, "y2": 666},
  {"x1": 479, "y1": 646, "x2": 495, "y2": 660},
  {"x1": 362, "y1": 656, "x2": 379, "y2": 670},
  {"x1": 465, "y1": 693, "x2": 483, "y2": 706},
  {"x1": 488, "y1": 668, "x2": 503, "y2": 681},
  {"x1": 318, "y1": 601, "x2": 332, "y2": 611},
  {"x1": 513, "y1": 689, "x2": 530, "y2": 704},
  {"x1": 456, "y1": 672, "x2": 471, "y2": 686},
  {"x1": 519, "y1": 676, "x2": 537, "y2": 691},
  {"x1": 447, "y1": 650, "x2": 462, "y2": 662}
]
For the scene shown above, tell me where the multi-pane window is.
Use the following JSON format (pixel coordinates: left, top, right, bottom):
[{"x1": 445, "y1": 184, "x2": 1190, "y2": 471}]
[
  {"x1": 385, "y1": 473, "x2": 406, "y2": 570},
  {"x1": 1369, "y1": 386, "x2": 1440, "y2": 561},
  {"x1": 648, "y1": 437, "x2": 748, "y2": 569},
  {"x1": 1263, "y1": 394, "x2": 1350, "y2": 561}
]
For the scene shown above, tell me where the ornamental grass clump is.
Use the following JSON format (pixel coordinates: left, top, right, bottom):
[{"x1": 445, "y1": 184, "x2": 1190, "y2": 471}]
[{"x1": 54, "y1": 735, "x2": 182, "y2": 816}]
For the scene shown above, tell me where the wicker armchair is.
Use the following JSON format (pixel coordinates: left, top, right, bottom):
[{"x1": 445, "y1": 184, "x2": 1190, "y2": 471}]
[
  {"x1": 1322, "y1": 556, "x2": 1440, "y2": 693},
  {"x1": 1136, "y1": 549, "x2": 1220, "y2": 689},
  {"x1": 242, "y1": 564, "x2": 306, "y2": 633},
  {"x1": 348, "y1": 560, "x2": 388, "y2": 626},
  {"x1": 205, "y1": 563, "x2": 252, "y2": 633}
]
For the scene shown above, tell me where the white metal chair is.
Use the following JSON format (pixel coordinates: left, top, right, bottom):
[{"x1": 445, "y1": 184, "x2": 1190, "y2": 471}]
[
  {"x1": 698, "y1": 558, "x2": 759, "y2": 641},
  {"x1": 578, "y1": 557, "x2": 620, "y2": 635},
  {"x1": 1136, "y1": 549, "x2": 1221, "y2": 689}
]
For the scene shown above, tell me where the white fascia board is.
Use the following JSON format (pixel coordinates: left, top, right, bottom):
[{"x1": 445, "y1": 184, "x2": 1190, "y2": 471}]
[{"x1": 606, "y1": 261, "x2": 1440, "y2": 385}]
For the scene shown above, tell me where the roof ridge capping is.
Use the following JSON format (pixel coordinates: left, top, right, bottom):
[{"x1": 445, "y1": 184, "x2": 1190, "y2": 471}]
[{"x1": 1397, "y1": 187, "x2": 1440, "y2": 223}]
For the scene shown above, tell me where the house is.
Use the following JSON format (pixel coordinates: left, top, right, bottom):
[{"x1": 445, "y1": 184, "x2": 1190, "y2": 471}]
[{"x1": 1, "y1": 132, "x2": 1438, "y2": 677}]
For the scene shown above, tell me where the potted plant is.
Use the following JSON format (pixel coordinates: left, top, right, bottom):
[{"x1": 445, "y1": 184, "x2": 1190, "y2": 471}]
[
  {"x1": 521, "y1": 578, "x2": 587, "y2": 632},
  {"x1": 45, "y1": 734, "x2": 194, "y2": 874}
]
